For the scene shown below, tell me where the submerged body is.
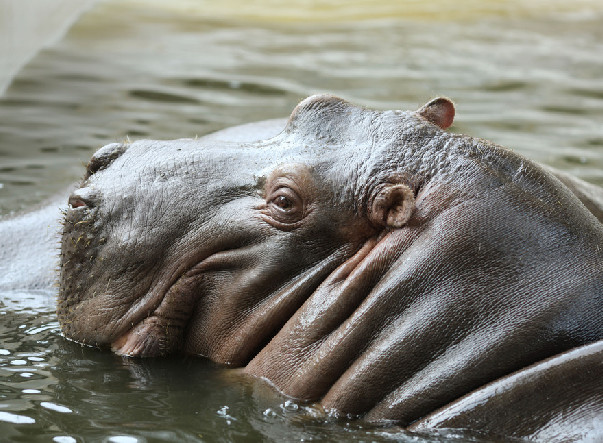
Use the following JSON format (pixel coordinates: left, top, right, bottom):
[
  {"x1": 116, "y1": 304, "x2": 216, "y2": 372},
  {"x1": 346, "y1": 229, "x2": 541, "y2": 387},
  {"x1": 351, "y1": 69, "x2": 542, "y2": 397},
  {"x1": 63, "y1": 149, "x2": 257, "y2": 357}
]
[{"x1": 44, "y1": 95, "x2": 603, "y2": 440}]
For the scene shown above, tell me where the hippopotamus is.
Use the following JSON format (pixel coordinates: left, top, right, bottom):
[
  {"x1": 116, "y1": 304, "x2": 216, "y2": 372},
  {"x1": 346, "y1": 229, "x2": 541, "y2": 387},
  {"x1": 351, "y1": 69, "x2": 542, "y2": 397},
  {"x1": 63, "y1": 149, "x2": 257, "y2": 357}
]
[{"x1": 45, "y1": 95, "x2": 603, "y2": 441}]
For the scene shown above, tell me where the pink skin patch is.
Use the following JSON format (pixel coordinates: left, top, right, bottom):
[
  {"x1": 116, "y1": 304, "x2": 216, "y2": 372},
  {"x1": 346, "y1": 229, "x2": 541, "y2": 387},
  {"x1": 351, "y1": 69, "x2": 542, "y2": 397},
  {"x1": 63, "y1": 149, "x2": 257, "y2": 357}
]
[{"x1": 68, "y1": 196, "x2": 87, "y2": 209}]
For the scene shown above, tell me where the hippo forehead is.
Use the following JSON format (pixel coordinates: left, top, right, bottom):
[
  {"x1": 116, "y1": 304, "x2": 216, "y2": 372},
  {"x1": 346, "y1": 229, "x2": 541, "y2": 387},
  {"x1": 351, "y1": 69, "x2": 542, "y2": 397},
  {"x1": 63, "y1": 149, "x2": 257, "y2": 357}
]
[
  {"x1": 107, "y1": 95, "x2": 424, "y2": 172},
  {"x1": 82, "y1": 96, "x2": 441, "y2": 219}
]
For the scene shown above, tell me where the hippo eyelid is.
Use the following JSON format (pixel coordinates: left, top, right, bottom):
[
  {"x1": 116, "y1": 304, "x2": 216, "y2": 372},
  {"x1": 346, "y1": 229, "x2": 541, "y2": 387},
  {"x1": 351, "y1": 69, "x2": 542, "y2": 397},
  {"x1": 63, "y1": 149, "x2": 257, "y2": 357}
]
[
  {"x1": 259, "y1": 178, "x2": 312, "y2": 230},
  {"x1": 269, "y1": 187, "x2": 303, "y2": 213}
]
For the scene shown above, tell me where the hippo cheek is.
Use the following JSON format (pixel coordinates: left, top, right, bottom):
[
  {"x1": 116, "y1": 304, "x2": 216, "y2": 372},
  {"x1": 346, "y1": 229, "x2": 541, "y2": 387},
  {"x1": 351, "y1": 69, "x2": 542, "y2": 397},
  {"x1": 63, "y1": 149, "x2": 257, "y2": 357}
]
[
  {"x1": 177, "y1": 250, "x2": 346, "y2": 366},
  {"x1": 103, "y1": 244, "x2": 349, "y2": 363},
  {"x1": 103, "y1": 208, "x2": 370, "y2": 363},
  {"x1": 166, "y1": 218, "x2": 369, "y2": 365}
]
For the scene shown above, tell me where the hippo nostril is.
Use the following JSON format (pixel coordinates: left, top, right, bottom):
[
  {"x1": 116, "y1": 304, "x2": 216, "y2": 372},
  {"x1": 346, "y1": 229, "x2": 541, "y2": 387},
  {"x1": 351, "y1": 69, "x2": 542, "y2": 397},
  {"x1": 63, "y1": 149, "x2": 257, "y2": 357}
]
[
  {"x1": 68, "y1": 195, "x2": 91, "y2": 209},
  {"x1": 85, "y1": 142, "x2": 129, "y2": 178},
  {"x1": 68, "y1": 188, "x2": 97, "y2": 209}
]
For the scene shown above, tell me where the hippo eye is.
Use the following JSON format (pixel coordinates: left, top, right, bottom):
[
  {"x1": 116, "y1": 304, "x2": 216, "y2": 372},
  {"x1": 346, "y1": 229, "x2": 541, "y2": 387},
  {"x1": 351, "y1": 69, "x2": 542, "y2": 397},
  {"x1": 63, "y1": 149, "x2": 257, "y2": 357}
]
[
  {"x1": 263, "y1": 186, "x2": 305, "y2": 229},
  {"x1": 260, "y1": 167, "x2": 314, "y2": 230},
  {"x1": 269, "y1": 187, "x2": 302, "y2": 214},
  {"x1": 273, "y1": 195, "x2": 294, "y2": 211}
]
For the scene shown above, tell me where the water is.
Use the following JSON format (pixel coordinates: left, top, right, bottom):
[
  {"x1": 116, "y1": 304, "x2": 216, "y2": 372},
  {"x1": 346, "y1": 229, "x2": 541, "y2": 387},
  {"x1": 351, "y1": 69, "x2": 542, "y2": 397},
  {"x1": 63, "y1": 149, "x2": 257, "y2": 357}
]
[
  {"x1": 1, "y1": 301, "x2": 491, "y2": 442},
  {"x1": 1, "y1": 0, "x2": 602, "y2": 441}
]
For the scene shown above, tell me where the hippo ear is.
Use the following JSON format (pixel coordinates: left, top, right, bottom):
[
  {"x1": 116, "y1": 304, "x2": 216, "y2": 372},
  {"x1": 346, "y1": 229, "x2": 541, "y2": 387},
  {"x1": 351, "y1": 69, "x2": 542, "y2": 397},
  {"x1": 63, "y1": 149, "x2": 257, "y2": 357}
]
[
  {"x1": 417, "y1": 97, "x2": 455, "y2": 129},
  {"x1": 369, "y1": 184, "x2": 416, "y2": 229}
]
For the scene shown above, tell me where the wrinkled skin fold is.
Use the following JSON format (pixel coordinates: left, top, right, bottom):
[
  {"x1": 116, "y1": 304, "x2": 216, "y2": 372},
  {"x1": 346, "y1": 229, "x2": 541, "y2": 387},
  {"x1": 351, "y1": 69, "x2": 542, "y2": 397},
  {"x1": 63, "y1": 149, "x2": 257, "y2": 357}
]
[{"x1": 58, "y1": 95, "x2": 603, "y2": 442}]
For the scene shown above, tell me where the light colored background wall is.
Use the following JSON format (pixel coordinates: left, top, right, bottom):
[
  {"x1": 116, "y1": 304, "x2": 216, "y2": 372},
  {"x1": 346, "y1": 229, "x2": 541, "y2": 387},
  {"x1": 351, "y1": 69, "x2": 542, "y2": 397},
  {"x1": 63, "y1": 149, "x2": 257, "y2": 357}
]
[{"x1": 0, "y1": 0, "x2": 96, "y2": 95}]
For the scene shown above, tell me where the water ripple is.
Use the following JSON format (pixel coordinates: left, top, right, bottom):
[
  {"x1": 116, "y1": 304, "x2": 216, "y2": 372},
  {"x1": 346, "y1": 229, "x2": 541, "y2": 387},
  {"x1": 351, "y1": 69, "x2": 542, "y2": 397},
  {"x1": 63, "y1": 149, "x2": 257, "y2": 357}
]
[{"x1": 0, "y1": 411, "x2": 36, "y2": 424}]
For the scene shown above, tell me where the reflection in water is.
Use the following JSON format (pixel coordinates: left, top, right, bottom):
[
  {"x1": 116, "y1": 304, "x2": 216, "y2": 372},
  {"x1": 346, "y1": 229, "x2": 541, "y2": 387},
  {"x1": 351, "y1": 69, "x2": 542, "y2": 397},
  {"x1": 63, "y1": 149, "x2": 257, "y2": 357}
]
[{"x1": 1, "y1": 0, "x2": 602, "y2": 440}]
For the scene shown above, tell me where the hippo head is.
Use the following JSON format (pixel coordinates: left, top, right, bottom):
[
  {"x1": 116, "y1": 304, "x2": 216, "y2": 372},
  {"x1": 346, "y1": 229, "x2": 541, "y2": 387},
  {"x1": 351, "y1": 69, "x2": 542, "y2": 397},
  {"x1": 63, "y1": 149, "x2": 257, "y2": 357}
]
[
  {"x1": 58, "y1": 95, "x2": 454, "y2": 360},
  {"x1": 58, "y1": 95, "x2": 602, "y2": 426}
]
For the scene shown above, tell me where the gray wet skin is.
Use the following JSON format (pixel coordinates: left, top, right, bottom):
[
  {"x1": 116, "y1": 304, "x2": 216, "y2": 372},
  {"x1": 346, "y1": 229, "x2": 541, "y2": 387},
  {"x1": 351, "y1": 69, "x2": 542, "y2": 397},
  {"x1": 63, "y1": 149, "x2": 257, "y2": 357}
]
[{"x1": 58, "y1": 95, "x2": 603, "y2": 441}]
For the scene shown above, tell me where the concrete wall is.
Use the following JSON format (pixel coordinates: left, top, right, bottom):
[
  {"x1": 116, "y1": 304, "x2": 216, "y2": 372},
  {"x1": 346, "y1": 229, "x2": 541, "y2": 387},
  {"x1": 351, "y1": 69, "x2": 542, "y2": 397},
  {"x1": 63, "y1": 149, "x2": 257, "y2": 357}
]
[{"x1": 0, "y1": 0, "x2": 97, "y2": 95}]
